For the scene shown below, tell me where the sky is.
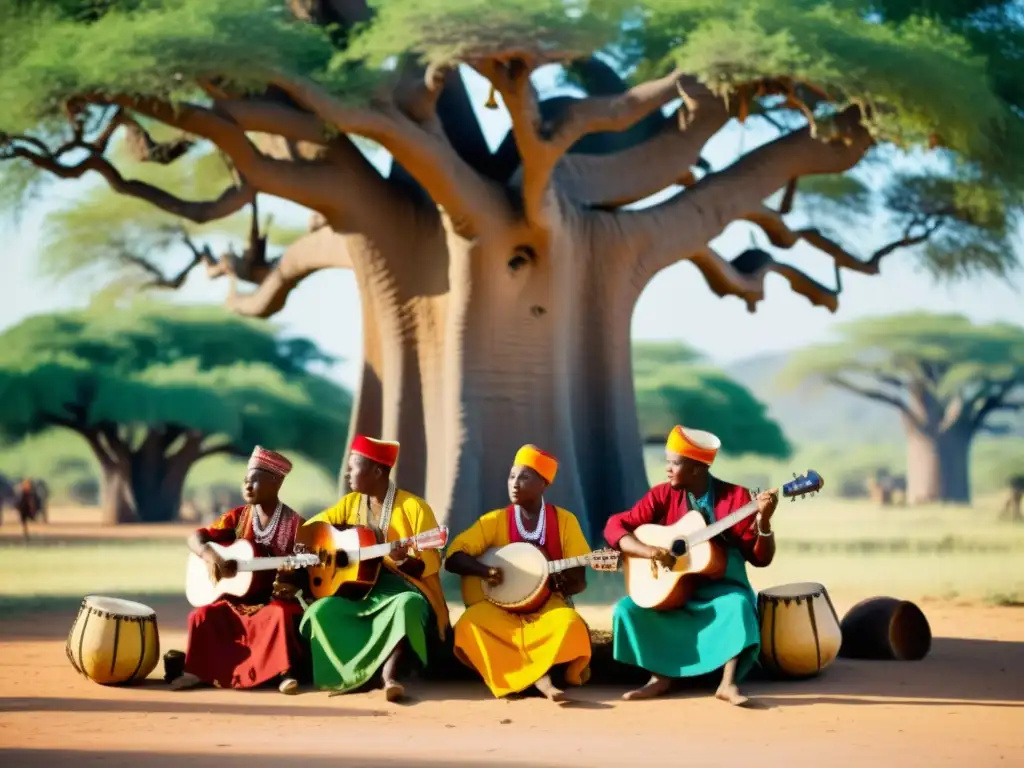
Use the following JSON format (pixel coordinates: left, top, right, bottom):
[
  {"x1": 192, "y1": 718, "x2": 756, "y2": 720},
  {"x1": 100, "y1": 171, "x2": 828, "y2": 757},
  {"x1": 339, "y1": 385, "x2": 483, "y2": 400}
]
[{"x1": 2, "y1": 67, "x2": 1022, "y2": 390}]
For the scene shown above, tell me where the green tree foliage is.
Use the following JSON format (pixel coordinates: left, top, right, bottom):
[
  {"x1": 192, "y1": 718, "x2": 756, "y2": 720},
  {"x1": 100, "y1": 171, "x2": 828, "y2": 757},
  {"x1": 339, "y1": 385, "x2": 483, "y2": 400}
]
[
  {"x1": 0, "y1": 301, "x2": 352, "y2": 522},
  {"x1": 779, "y1": 312, "x2": 1024, "y2": 503},
  {"x1": 1, "y1": 1, "x2": 1022, "y2": 528},
  {"x1": 633, "y1": 342, "x2": 791, "y2": 459}
]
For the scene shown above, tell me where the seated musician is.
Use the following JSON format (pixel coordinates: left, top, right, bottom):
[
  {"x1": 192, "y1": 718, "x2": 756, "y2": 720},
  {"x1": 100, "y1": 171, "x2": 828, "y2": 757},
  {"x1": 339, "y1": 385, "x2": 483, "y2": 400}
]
[
  {"x1": 300, "y1": 435, "x2": 450, "y2": 702},
  {"x1": 173, "y1": 447, "x2": 308, "y2": 694},
  {"x1": 604, "y1": 426, "x2": 778, "y2": 705},
  {"x1": 445, "y1": 445, "x2": 592, "y2": 703}
]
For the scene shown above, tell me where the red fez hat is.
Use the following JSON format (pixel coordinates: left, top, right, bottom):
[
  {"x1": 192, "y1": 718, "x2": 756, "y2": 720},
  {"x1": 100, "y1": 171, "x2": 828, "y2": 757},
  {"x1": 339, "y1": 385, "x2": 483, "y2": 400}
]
[{"x1": 351, "y1": 435, "x2": 400, "y2": 468}]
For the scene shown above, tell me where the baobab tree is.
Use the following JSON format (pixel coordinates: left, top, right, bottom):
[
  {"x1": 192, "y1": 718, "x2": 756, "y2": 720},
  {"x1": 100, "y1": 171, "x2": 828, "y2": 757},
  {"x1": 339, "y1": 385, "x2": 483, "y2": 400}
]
[
  {"x1": 781, "y1": 313, "x2": 1024, "y2": 505},
  {"x1": 2, "y1": 0, "x2": 1022, "y2": 533}
]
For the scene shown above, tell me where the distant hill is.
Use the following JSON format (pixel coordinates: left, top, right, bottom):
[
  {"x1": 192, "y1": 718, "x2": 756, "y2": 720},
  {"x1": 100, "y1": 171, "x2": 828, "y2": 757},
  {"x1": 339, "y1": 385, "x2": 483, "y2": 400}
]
[{"x1": 721, "y1": 352, "x2": 1024, "y2": 445}]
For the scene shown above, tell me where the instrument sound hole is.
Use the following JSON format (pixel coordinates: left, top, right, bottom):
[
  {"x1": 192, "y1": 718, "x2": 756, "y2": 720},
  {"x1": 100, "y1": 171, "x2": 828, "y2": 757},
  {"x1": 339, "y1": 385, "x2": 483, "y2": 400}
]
[
  {"x1": 670, "y1": 539, "x2": 688, "y2": 557},
  {"x1": 313, "y1": 577, "x2": 322, "y2": 587}
]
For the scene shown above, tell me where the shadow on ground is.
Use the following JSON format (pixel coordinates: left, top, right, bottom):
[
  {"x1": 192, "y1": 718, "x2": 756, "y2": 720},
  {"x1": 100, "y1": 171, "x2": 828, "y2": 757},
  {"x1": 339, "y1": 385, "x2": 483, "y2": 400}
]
[
  {"x1": 0, "y1": 751, "x2": 561, "y2": 768},
  {"x1": 5, "y1": 596, "x2": 1023, "y2": 707}
]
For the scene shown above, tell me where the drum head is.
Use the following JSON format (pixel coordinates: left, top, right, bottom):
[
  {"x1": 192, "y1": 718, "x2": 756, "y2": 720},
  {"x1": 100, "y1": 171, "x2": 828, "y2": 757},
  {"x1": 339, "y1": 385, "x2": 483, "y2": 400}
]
[
  {"x1": 479, "y1": 542, "x2": 547, "y2": 604},
  {"x1": 84, "y1": 595, "x2": 155, "y2": 617},
  {"x1": 761, "y1": 582, "x2": 825, "y2": 599}
]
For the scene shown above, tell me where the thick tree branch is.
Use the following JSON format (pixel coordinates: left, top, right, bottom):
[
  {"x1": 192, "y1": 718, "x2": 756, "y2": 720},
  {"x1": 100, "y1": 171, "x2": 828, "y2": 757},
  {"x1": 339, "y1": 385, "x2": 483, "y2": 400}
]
[
  {"x1": 270, "y1": 74, "x2": 508, "y2": 235},
  {"x1": 613, "y1": 106, "x2": 873, "y2": 301},
  {"x1": 471, "y1": 56, "x2": 555, "y2": 228},
  {"x1": 224, "y1": 227, "x2": 352, "y2": 318},
  {"x1": 680, "y1": 245, "x2": 843, "y2": 312},
  {"x1": 554, "y1": 83, "x2": 729, "y2": 208},
  {"x1": 550, "y1": 69, "x2": 688, "y2": 152}
]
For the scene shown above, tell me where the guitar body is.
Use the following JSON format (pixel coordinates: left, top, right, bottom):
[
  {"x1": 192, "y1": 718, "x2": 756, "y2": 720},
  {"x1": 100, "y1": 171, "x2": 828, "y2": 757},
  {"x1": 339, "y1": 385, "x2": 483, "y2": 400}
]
[
  {"x1": 297, "y1": 522, "x2": 383, "y2": 601},
  {"x1": 624, "y1": 511, "x2": 728, "y2": 611},
  {"x1": 185, "y1": 539, "x2": 258, "y2": 608}
]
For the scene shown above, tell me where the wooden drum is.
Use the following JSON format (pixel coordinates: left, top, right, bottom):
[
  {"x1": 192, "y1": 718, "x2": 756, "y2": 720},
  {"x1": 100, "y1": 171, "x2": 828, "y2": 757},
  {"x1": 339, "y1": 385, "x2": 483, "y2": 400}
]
[
  {"x1": 66, "y1": 596, "x2": 161, "y2": 686},
  {"x1": 757, "y1": 582, "x2": 842, "y2": 678}
]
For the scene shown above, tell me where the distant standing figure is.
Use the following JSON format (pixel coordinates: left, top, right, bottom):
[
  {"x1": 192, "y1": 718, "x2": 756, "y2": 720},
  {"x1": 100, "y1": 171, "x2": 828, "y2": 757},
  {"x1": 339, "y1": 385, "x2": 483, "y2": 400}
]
[
  {"x1": 1000, "y1": 476, "x2": 1024, "y2": 523},
  {"x1": 13, "y1": 479, "x2": 43, "y2": 541}
]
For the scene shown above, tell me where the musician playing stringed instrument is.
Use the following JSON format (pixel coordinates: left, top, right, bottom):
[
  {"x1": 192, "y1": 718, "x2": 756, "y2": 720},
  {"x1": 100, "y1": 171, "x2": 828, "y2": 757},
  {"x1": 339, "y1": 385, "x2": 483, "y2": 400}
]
[
  {"x1": 604, "y1": 426, "x2": 778, "y2": 706},
  {"x1": 173, "y1": 446, "x2": 309, "y2": 694},
  {"x1": 445, "y1": 445, "x2": 592, "y2": 704},
  {"x1": 300, "y1": 436, "x2": 450, "y2": 702}
]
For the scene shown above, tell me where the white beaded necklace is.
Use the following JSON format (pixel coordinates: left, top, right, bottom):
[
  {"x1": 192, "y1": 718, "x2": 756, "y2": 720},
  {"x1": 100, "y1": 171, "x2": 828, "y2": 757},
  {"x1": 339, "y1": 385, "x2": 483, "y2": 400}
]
[
  {"x1": 251, "y1": 501, "x2": 283, "y2": 546},
  {"x1": 514, "y1": 497, "x2": 547, "y2": 546}
]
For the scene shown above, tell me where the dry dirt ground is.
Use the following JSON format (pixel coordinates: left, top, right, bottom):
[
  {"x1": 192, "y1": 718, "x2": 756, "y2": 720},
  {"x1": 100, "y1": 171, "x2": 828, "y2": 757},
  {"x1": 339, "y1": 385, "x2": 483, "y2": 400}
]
[{"x1": 2, "y1": 521, "x2": 1023, "y2": 766}]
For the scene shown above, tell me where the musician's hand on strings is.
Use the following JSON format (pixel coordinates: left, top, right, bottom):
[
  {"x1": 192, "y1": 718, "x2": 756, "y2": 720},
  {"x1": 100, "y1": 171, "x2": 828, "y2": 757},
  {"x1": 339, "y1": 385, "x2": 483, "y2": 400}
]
[
  {"x1": 391, "y1": 542, "x2": 413, "y2": 561},
  {"x1": 647, "y1": 546, "x2": 676, "y2": 569},
  {"x1": 750, "y1": 490, "x2": 778, "y2": 534}
]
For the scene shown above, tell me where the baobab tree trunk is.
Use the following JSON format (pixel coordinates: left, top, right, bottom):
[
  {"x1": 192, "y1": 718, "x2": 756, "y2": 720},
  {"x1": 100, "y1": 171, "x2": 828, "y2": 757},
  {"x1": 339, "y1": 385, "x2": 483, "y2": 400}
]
[
  {"x1": 340, "y1": 206, "x2": 650, "y2": 538},
  {"x1": 89, "y1": 429, "x2": 214, "y2": 524},
  {"x1": 903, "y1": 418, "x2": 973, "y2": 505},
  {"x1": 938, "y1": 425, "x2": 972, "y2": 504}
]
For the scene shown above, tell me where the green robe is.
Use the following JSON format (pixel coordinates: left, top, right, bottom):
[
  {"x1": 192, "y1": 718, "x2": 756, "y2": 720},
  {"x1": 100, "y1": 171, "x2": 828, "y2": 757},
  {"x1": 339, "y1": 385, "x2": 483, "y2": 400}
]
[
  {"x1": 299, "y1": 570, "x2": 431, "y2": 693},
  {"x1": 611, "y1": 487, "x2": 761, "y2": 681}
]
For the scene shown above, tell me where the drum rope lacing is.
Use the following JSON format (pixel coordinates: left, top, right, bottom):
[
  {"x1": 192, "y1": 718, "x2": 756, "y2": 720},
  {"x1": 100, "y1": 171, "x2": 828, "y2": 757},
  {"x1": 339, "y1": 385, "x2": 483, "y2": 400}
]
[
  {"x1": 514, "y1": 497, "x2": 547, "y2": 546},
  {"x1": 251, "y1": 501, "x2": 284, "y2": 546}
]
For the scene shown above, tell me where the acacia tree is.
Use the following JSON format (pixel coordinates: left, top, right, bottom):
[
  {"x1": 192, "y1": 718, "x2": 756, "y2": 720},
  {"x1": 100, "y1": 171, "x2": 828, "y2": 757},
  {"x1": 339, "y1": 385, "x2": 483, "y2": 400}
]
[
  {"x1": 2, "y1": 1, "x2": 1022, "y2": 533},
  {"x1": 0, "y1": 304, "x2": 352, "y2": 523},
  {"x1": 781, "y1": 313, "x2": 1024, "y2": 504},
  {"x1": 633, "y1": 342, "x2": 791, "y2": 458}
]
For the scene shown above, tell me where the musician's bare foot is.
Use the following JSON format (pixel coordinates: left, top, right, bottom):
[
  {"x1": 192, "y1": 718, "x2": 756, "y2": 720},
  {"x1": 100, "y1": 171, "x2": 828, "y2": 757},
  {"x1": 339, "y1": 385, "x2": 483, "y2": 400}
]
[
  {"x1": 535, "y1": 674, "x2": 570, "y2": 704},
  {"x1": 383, "y1": 679, "x2": 406, "y2": 703},
  {"x1": 622, "y1": 674, "x2": 672, "y2": 701},
  {"x1": 715, "y1": 683, "x2": 750, "y2": 706},
  {"x1": 170, "y1": 672, "x2": 201, "y2": 691},
  {"x1": 278, "y1": 677, "x2": 299, "y2": 695}
]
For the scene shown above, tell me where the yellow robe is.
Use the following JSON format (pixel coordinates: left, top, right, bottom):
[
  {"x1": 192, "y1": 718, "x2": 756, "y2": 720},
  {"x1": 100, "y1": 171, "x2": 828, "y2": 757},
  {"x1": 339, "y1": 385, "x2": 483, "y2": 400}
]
[
  {"x1": 448, "y1": 506, "x2": 593, "y2": 698},
  {"x1": 305, "y1": 489, "x2": 450, "y2": 640}
]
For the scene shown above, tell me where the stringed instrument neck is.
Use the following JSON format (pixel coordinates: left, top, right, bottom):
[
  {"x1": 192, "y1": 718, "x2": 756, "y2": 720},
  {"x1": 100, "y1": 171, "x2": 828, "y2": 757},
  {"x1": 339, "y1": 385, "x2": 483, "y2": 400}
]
[
  {"x1": 685, "y1": 492, "x2": 776, "y2": 548},
  {"x1": 548, "y1": 548, "x2": 620, "y2": 574}
]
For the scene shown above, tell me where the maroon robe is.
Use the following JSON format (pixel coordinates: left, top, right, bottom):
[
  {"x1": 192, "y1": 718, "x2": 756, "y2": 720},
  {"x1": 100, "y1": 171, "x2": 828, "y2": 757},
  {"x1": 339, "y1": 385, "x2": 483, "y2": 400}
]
[
  {"x1": 184, "y1": 505, "x2": 309, "y2": 688},
  {"x1": 604, "y1": 479, "x2": 768, "y2": 566}
]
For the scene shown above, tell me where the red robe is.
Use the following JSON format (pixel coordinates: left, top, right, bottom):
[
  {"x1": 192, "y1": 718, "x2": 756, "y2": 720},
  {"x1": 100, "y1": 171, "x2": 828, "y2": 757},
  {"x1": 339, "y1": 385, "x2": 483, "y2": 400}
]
[
  {"x1": 603, "y1": 479, "x2": 768, "y2": 567},
  {"x1": 184, "y1": 505, "x2": 309, "y2": 688}
]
